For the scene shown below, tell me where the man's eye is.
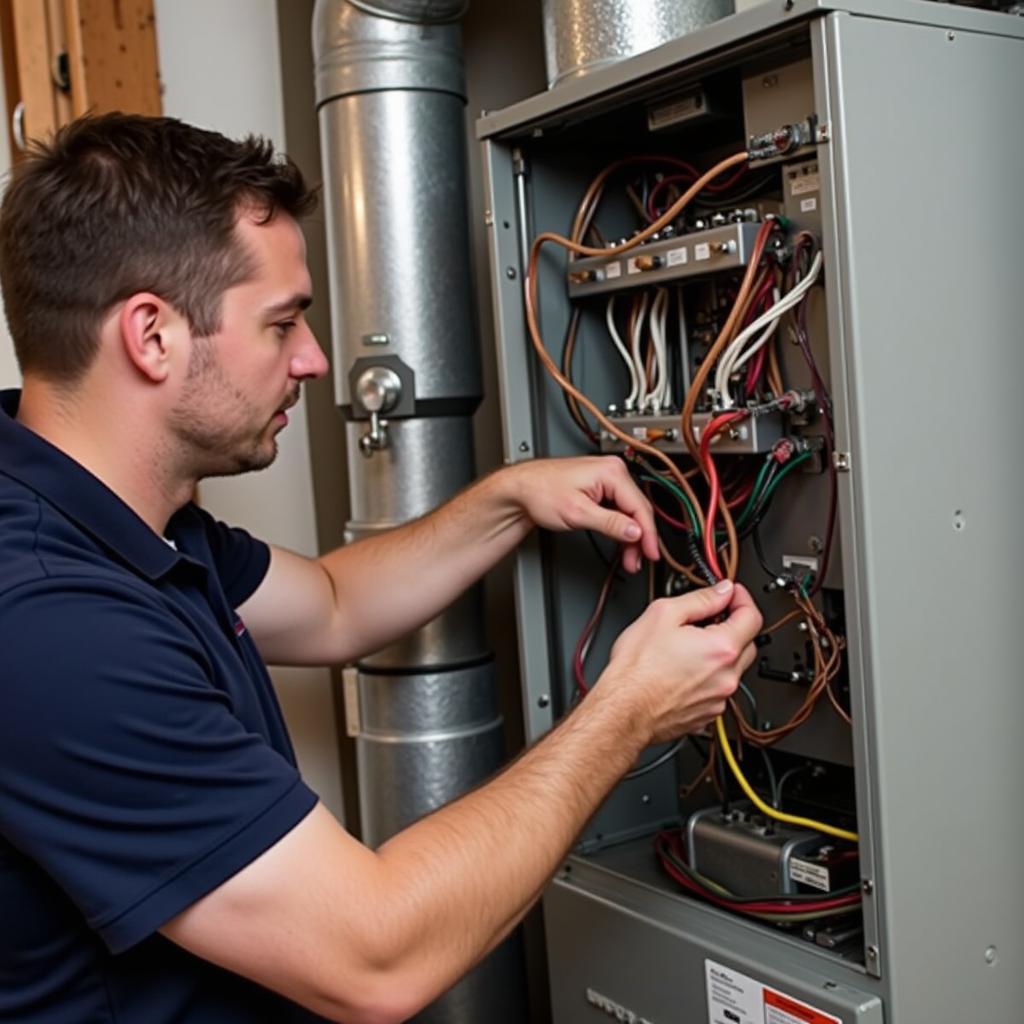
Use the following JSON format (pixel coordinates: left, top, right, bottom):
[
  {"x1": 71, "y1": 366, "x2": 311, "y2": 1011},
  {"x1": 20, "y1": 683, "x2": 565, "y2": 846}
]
[{"x1": 274, "y1": 320, "x2": 297, "y2": 336}]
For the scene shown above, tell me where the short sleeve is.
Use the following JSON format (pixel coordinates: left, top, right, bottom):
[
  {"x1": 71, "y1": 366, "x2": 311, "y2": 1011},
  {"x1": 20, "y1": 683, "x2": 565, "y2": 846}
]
[
  {"x1": 0, "y1": 576, "x2": 318, "y2": 954},
  {"x1": 176, "y1": 504, "x2": 271, "y2": 607}
]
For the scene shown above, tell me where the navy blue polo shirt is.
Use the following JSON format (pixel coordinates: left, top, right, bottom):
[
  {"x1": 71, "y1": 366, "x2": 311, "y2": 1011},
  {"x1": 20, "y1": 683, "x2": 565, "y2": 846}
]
[{"x1": 0, "y1": 390, "x2": 327, "y2": 1022}]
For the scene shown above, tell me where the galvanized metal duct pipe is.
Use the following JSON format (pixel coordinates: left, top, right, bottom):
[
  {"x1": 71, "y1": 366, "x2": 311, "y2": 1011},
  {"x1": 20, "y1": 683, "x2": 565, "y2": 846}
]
[
  {"x1": 542, "y1": 0, "x2": 734, "y2": 87},
  {"x1": 313, "y1": 3, "x2": 525, "y2": 1021}
]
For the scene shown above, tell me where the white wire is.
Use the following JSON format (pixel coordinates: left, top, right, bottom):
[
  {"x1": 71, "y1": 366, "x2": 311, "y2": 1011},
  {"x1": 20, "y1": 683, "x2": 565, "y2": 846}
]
[
  {"x1": 648, "y1": 288, "x2": 670, "y2": 410},
  {"x1": 606, "y1": 295, "x2": 640, "y2": 410},
  {"x1": 630, "y1": 292, "x2": 650, "y2": 410},
  {"x1": 729, "y1": 316, "x2": 781, "y2": 377},
  {"x1": 715, "y1": 251, "x2": 824, "y2": 407}
]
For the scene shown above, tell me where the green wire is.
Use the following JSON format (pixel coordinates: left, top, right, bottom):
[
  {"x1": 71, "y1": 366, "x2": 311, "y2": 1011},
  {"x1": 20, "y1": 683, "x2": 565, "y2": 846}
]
[
  {"x1": 752, "y1": 451, "x2": 813, "y2": 512},
  {"x1": 642, "y1": 449, "x2": 813, "y2": 547},
  {"x1": 640, "y1": 473, "x2": 701, "y2": 536},
  {"x1": 735, "y1": 456, "x2": 776, "y2": 528}
]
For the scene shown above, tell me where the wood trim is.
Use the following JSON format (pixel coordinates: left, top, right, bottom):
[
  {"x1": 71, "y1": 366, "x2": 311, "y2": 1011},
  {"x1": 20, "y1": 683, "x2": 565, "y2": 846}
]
[
  {"x1": 0, "y1": 1, "x2": 24, "y2": 157},
  {"x1": 10, "y1": 0, "x2": 59, "y2": 143},
  {"x1": 64, "y1": 0, "x2": 162, "y2": 118}
]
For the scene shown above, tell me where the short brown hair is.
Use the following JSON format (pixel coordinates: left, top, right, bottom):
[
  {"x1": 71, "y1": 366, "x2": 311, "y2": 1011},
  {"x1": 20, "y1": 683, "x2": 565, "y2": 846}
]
[{"x1": 0, "y1": 112, "x2": 318, "y2": 382}]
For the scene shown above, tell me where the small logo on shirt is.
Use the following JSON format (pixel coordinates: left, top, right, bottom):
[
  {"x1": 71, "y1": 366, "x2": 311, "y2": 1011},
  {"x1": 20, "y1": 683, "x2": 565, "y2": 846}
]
[{"x1": 233, "y1": 617, "x2": 247, "y2": 637}]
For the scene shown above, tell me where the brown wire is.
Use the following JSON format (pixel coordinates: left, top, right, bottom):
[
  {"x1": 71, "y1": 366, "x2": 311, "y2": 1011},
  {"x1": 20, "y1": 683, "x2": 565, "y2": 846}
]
[
  {"x1": 728, "y1": 591, "x2": 845, "y2": 746},
  {"x1": 679, "y1": 253, "x2": 775, "y2": 581},
  {"x1": 560, "y1": 307, "x2": 597, "y2": 441},
  {"x1": 524, "y1": 152, "x2": 750, "y2": 541}
]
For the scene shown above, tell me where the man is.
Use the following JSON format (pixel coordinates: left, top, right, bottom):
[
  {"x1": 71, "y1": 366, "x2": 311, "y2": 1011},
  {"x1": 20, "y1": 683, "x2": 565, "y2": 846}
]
[{"x1": 0, "y1": 113, "x2": 761, "y2": 1023}]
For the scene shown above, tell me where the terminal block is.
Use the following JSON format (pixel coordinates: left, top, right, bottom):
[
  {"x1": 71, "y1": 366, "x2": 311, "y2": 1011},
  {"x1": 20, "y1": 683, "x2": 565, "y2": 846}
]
[
  {"x1": 599, "y1": 410, "x2": 784, "y2": 455},
  {"x1": 566, "y1": 221, "x2": 763, "y2": 299}
]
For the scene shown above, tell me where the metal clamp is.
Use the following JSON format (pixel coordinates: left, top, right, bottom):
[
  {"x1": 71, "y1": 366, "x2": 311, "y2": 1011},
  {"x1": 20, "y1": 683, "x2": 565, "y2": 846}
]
[{"x1": 355, "y1": 365, "x2": 402, "y2": 457}]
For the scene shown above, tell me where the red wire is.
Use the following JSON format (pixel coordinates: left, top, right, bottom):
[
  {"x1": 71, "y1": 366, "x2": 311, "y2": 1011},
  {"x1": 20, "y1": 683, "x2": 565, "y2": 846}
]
[
  {"x1": 742, "y1": 274, "x2": 778, "y2": 395},
  {"x1": 704, "y1": 162, "x2": 749, "y2": 194},
  {"x1": 647, "y1": 172, "x2": 697, "y2": 220},
  {"x1": 653, "y1": 502, "x2": 691, "y2": 532},
  {"x1": 646, "y1": 161, "x2": 749, "y2": 219},
  {"x1": 658, "y1": 852, "x2": 860, "y2": 914},
  {"x1": 571, "y1": 557, "x2": 620, "y2": 695},
  {"x1": 655, "y1": 834, "x2": 861, "y2": 914},
  {"x1": 745, "y1": 346, "x2": 767, "y2": 395},
  {"x1": 700, "y1": 411, "x2": 748, "y2": 578},
  {"x1": 644, "y1": 480, "x2": 693, "y2": 531},
  {"x1": 725, "y1": 477, "x2": 755, "y2": 510}
]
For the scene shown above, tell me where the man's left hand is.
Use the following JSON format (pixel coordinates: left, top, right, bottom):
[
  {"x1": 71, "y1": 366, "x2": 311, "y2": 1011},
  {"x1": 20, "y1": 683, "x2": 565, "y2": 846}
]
[{"x1": 501, "y1": 456, "x2": 659, "y2": 573}]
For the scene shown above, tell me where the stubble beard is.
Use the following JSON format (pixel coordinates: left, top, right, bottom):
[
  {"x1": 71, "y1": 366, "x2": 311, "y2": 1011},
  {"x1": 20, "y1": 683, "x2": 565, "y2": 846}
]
[{"x1": 168, "y1": 344, "x2": 281, "y2": 480}]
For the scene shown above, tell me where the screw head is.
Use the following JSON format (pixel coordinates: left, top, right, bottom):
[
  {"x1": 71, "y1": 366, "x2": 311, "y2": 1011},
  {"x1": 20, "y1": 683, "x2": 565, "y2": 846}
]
[
  {"x1": 862, "y1": 879, "x2": 874, "y2": 895},
  {"x1": 518, "y1": 441, "x2": 530, "y2": 453},
  {"x1": 867, "y1": 945, "x2": 879, "y2": 960},
  {"x1": 985, "y1": 945, "x2": 998, "y2": 965},
  {"x1": 537, "y1": 694, "x2": 550, "y2": 708},
  {"x1": 505, "y1": 266, "x2": 517, "y2": 279}
]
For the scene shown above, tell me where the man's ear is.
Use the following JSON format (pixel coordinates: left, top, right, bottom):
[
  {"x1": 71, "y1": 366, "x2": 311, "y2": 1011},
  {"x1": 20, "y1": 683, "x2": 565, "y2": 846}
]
[{"x1": 118, "y1": 293, "x2": 186, "y2": 383}]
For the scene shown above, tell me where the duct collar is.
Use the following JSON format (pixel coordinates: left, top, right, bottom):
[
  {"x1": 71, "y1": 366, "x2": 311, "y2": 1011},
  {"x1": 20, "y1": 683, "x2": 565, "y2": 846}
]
[
  {"x1": 346, "y1": 0, "x2": 468, "y2": 23},
  {"x1": 314, "y1": 0, "x2": 467, "y2": 106}
]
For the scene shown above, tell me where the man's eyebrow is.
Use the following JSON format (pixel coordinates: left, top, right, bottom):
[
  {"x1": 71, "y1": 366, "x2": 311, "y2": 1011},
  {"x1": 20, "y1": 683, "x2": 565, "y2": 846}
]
[{"x1": 262, "y1": 294, "x2": 313, "y2": 317}]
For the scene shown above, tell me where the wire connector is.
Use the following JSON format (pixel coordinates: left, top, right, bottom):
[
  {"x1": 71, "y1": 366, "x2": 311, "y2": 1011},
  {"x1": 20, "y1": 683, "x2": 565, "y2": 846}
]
[{"x1": 748, "y1": 116, "x2": 818, "y2": 161}]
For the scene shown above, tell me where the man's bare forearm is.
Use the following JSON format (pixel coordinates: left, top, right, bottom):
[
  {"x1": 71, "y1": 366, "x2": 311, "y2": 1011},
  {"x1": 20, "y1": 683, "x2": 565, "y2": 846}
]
[
  {"x1": 162, "y1": 585, "x2": 758, "y2": 1024},
  {"x1": 317, "y1": 467, "x2": 532, "y2": 658},
  {"x1": 369, "y1": 682, "x2": 647, "y2": 1009}
]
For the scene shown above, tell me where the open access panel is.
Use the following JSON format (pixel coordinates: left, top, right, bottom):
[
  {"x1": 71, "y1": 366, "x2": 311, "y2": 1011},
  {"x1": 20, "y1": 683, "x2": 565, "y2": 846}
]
[{"x1": 479, "y1": 2, "x2": 1024, "y2": 1021}]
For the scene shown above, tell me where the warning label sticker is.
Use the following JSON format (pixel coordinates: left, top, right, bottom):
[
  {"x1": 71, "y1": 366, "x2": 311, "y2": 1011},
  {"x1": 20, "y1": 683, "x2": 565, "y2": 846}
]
[
  {"x1": 764, "y1": 988, "x2": 841, "y2": 1024},
  {"x1": 705, "y1": 960, "x2": 841, "y2": 1024},
  {"x1": 789, "y1": 857, "x2": 831, "y2": 893}
]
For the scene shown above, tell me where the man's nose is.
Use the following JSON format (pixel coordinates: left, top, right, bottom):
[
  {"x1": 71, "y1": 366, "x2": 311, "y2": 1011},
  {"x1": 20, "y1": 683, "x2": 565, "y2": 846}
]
[{"x1": 290, "y1": 328, "x2": 329, "y2": 381}]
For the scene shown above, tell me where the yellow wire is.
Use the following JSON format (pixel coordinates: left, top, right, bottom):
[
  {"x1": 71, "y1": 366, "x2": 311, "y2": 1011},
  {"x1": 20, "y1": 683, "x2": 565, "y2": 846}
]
[{"x1": 714, "y1": 717, "x2": 859, "y2": 843}]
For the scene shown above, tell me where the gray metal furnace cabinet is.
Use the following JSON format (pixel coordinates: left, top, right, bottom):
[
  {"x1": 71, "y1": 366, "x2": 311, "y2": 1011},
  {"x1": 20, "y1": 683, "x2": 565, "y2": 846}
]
[{"x1": 478, "y1": 2, "x2": 1024, "y2": 1022}]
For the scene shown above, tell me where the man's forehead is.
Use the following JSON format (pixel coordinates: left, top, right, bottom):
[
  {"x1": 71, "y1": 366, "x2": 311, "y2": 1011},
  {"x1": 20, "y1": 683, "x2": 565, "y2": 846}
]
[{"x1": 230, "y1": 211, "x2": 311, "y2": 294}]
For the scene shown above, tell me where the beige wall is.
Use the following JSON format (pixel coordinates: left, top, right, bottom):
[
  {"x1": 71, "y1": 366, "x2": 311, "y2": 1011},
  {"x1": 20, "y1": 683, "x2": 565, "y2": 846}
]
[{"x1": 154, "y1": 0, "x2": 345, "y2": 821}]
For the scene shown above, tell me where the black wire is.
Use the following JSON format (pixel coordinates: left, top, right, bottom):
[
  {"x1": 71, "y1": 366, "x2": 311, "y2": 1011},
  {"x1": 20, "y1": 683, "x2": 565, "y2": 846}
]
[
  {"x1": 685, "y1": 532, "x2": 718, "y2": 586},
  {"x1": 789, "y1": 246, "x2": 838, "y2": 597},
  {"x1": 751, "y1": 522, "x2": 777, "y2": 579},
  {"x1": 584, "y1": 530, "x2": 618, "y2": 570},
  {"x1": 690, "y1": 174, "x2": 778, "y2": 211}
]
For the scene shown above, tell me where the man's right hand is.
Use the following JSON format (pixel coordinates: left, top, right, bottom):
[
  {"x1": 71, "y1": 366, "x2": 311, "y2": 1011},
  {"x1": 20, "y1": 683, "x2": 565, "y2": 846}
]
[
  {"x1": 161, "y1": 578, "x2": 763, "y2": 1024},
  {"x1": 595, "y1": 579, "x2": 762, "y2": 745}
]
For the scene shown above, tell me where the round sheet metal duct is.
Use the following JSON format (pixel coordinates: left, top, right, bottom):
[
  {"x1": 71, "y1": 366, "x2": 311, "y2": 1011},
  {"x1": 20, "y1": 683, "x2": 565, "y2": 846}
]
[
  {"x1": 354, "y1": 663, "x2": 503, "y2": 842},
  {"x1": 346, "y1": 0, "x2": 468, "y2": 22},
  {"x1": 542, "y1": 0, "x2": 734, "y2": 87},
  {"x1": 314, "y1": 3, "x2": 526, "y2": 1019}
]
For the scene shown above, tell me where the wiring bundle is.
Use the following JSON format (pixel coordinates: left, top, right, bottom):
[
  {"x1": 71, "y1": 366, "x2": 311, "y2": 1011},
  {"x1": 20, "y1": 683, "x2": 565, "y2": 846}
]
[{"x1": 523, "y1": 146, "x2": 859, "y2": 925}]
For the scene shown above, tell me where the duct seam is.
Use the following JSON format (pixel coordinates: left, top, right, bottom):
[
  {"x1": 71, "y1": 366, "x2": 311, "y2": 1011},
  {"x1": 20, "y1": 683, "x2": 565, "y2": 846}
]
[{"x1": 355, "y1": 716, "x2": 505, "y2": 744}]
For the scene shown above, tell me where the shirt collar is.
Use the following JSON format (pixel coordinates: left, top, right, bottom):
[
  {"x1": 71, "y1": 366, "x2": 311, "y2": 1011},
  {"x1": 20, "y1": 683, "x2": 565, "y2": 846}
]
[{"x1": 0, "y1": 388, "x2": 187, "y2": 581}]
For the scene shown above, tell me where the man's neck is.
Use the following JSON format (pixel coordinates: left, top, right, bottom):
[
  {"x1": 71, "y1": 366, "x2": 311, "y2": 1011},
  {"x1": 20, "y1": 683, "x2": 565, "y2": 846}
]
[{"x1": 16, "y1": 377, "x2": 194, "y2": 534}]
